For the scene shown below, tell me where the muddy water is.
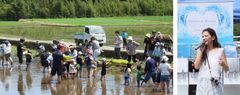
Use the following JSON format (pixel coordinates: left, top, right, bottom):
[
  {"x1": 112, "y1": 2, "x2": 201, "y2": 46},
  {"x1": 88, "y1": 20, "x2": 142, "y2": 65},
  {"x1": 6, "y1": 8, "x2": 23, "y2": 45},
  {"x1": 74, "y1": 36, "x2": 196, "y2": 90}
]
[{"x1": 0, "y1": 59, "x2": 173, "y2": 95}]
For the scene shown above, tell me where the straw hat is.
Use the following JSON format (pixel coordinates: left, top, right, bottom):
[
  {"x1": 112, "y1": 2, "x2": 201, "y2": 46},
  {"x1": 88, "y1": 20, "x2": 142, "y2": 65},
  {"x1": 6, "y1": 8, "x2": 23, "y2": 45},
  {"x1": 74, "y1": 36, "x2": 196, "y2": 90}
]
[{"x1": 146, "y1": 33, "x2": 151, "y2": 38}]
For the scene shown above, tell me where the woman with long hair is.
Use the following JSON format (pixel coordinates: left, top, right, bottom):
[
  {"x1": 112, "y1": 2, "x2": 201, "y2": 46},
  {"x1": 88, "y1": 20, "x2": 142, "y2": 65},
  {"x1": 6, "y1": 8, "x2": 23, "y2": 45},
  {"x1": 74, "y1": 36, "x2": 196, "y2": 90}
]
[{"x1": 194, "y1": 28, "x2": 229, "y2": 95}]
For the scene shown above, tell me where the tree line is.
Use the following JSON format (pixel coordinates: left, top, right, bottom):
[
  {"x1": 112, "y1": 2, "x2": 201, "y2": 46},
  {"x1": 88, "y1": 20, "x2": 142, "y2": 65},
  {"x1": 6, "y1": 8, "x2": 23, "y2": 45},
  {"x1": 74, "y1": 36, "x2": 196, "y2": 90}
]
[{"x1": 0, "y1": 0, "x2": 173, "y2": 21}]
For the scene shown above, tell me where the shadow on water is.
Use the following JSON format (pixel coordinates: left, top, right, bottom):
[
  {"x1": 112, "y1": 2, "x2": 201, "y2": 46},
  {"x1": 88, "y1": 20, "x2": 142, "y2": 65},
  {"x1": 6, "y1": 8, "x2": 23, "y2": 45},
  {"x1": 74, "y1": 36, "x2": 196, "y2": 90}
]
[{"x1": 0, "y1": 59, "x2": 173, "y2": 95}]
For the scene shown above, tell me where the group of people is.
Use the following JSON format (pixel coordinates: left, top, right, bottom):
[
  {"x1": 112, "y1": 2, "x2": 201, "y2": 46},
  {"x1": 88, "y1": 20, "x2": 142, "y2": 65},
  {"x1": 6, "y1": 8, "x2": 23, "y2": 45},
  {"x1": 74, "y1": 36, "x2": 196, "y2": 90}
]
[
  {"x1": 113, "y1": 30, "x2": 173, "y2": 92},
  {"x1": 38, "y1": 37, "x2": 104, "y2": 84},
  {"x1": 114, "y1": 30, "x2": 170, "y2": 62},
  {"x1": 0, "y1": 29, "x2": 173, "y2": 93},
  {"x1": 0, "y1": 27, "x2": 233, "y2": 94},
  {"x1": 0, "y1": 38, "x2": 33, "y2": 71}
]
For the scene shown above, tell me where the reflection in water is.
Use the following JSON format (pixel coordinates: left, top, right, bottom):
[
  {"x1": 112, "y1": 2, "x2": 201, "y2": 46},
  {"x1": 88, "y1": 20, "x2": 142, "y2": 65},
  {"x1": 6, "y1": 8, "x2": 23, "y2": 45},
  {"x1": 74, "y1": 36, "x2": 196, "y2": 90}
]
[
  {"x1": 26, "y1": 71, "x2": 32, "y2": 90},
  {"x1": 76, "y1": 79, "x2": 83, "y2": 95},
  {"x1": 114, "y1": 73, "x2": 122, "y2": 95},
  {"x1": 0, "y1": 60, "x2": 173, "y2": 95},
  {"x1": 41, "y1": 74, "x2": 49, "y2": 91},
  {"x1": 18, "y1": 71, "x2": 25, "y2": 95},
  {"x1": 101, "y1": 80, "x2": 106, "y2": 95},
  {"x1": 50, "y1": 84, "x2": 57, "y2": 95},
  {"x1": 0, "y1": 68, "x2": 11, "y2": 91},
  {"x1": 85, "y1": 78, "x2": 97, "y2": 95},
  {"x1": 41, "y1": 73, "x2": 49, "y2": 92},
  {"x1": 124, "y1": 85, "x2": 130, "y2": 95}
]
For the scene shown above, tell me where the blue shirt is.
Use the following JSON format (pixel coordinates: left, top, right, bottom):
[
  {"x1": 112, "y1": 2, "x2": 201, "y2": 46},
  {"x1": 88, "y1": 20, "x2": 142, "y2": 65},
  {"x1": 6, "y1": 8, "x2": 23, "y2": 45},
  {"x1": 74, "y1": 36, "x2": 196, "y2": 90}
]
[
  {"x1": 120, "y1": 32, "x2": 128, "y2": 38},
  {"x1": 152, "y1": 47, "x2": 162, "y2": 57},
  {"x1": 52, "y1": 50, "x2": 63, "y2": 68},
  {"x1": 145, "y1": 58, "x2": 157, "y2": 72}
]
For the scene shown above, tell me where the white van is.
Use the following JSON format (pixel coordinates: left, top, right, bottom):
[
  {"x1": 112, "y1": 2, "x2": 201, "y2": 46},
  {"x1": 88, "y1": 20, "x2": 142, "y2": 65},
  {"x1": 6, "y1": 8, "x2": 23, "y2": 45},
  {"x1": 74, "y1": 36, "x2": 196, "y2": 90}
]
[{"x1": 74, "y1": 26, "x2": 106, "y2": 46}]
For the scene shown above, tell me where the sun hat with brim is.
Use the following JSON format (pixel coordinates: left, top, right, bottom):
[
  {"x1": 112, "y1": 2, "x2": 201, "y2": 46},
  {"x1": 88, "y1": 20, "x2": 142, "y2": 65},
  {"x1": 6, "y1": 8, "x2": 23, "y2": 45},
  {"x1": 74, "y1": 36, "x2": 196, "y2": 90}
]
[{"x1": 146, "y1": 33, "x2": 151, "y2": 37}]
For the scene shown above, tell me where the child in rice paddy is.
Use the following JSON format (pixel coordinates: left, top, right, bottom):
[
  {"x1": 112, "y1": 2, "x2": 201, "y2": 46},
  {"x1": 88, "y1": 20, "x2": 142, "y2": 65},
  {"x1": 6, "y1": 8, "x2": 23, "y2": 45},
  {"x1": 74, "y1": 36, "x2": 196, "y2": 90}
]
[
  {"x1": 76, "y1": 51, "x2": 84, "y2": 78},
  {"x1": 136, "y1": 64, "x2": 144, "y2": 88},
  {"x1": 124, "y1": 63, "x2": 132, "y2": 86},
  {"x1": 25, "y1": 49, "x2": 32, "y2": 71},
  {"x1": 101, "y1": 58, "x2": 108, "y2": 81}
]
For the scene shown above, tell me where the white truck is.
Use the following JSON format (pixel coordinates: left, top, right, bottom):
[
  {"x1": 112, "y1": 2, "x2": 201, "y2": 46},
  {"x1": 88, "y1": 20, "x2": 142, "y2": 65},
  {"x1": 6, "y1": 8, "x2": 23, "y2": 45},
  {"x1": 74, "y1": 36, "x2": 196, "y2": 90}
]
[{"x1": 74, "y1": 26, "x2": 106, "y2": 47}]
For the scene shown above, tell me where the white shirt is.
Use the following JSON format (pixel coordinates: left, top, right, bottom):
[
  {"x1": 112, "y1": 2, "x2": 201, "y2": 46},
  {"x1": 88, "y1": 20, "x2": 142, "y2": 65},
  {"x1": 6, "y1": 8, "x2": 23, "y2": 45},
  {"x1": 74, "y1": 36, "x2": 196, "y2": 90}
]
[
  {"x1": 47, "y1": 55, "x2": 53, "y2": 63},
  {"x1": 92, "y1": 40, "x2": 100, "y2": 50},
  {"x1": 159, "y1": 63, "x2": 171, "y2": 75},
  {"x1": 2, "y1": 43, "x2": 11, "y2": 54},
  {"x1": 114, "y1": 36, "x2": 123, "y2": 48}
]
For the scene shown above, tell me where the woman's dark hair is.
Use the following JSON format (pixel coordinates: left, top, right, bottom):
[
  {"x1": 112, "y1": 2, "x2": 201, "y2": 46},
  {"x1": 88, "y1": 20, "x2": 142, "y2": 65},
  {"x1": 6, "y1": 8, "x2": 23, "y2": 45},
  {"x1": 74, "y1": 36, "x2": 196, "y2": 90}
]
[
  {"x1": 202, "y1": 28, "x2": 221, "y2": 48},
  {"x1": 201, "y1": 27, "x2": 221, "y2": 63}
]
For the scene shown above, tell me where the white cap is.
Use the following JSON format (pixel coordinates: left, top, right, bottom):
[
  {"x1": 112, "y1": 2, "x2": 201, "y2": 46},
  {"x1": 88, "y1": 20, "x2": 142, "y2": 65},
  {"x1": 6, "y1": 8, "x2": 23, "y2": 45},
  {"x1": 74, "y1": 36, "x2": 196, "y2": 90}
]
[
  {"x1": 162, "y1": 55, "x2": 169, "y2": 62},
  {"x1": 128, "y1": 36, "x2": 133, "y2": 40},
  {"x1": 102, "y1": 58, "x2": 107, "y2": 61},
  {"x1": 155, "y1": 42, "x2": 160, "y2": 46},
  {"x1": 78, "y1": 51, "x2": 82, "y2": 55}
]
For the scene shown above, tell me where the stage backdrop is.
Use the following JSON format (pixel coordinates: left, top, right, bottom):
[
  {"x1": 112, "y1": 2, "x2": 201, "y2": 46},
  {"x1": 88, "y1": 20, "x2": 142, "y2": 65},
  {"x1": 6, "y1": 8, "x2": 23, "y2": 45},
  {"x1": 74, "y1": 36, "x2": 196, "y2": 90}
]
[{"x1": 178, "y1": 0, "x2": 237, "y2": 59}]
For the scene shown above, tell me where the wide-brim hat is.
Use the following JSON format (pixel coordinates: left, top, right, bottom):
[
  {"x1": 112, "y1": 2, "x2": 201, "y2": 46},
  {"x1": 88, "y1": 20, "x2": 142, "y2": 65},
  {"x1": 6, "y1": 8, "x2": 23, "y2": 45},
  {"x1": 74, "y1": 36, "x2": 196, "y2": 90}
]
[{"x1": 146, "y1": 33, "x2": 151, "y2": 37}]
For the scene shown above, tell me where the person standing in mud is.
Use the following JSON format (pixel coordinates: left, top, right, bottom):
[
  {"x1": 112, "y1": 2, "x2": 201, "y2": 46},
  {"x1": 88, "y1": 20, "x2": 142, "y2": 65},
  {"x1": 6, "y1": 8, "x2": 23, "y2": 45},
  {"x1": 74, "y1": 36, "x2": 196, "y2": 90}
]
[
  {"x1": 141, "y1": 55, "x2": 157, "y2": 86},
  {"x1": 17, "y1": 38, "x2": 26, "y2": 68},
  {"x1": 148, "y1": 31, "x2": 157, "y2": 57},
  {"x1": 144, "y1": 33, "x2": 151, "y2": 57},
  {"x1": 35, "y1": 41, "x2": 45, "y2": 57},
  {"x1": 124, "y1": 63, "x2": 132, "y2": 86},
  {"x1": 114, "y1": 31, "x2": 123, "y2": 59},
  {"x1": 25, "y1": 49, "x2": 32, "y2": 71},
  {"x1": 91, "y1": 37, "x2": 101, "y2": 63},
  {"x1": 126, "y1": 36, "x2": 140, "y2": 63},
  {"x1": 101, "y1": 58, "x2": 107, "y2": 81},
  {"x1": 76, "y1": 51, "x2": 84, "y2": 78},
  {"x1": 2, "y1": 40, "x2": 13, "y2": 67},
  {"x1": 85, "y1": 51, "x2": 96, "y2": 78},
  {"x1": 120, "y1": 31, "x2": 128, "y2": 49},
  {"x1": 49, "y1": 45, "x2": 64, "y2": 83}
]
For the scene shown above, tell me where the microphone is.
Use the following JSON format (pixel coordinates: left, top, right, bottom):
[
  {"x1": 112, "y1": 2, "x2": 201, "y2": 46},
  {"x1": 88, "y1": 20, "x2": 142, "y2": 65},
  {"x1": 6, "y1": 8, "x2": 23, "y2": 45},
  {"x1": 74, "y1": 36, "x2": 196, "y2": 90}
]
[{"x1": 195, "y1": 42, "x2": 206, "y2": 50}]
